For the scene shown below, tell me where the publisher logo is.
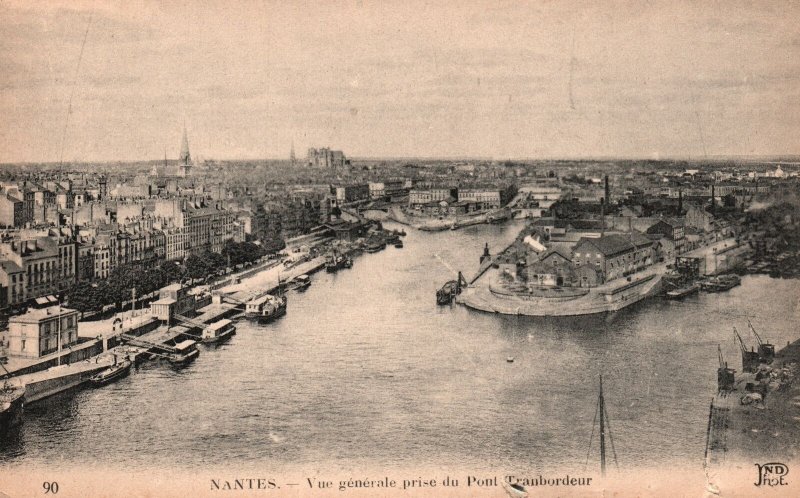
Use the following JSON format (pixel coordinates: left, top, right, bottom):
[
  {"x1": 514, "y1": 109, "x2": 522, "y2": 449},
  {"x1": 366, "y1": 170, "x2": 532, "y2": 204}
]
[{"x1": 755, "y1": 462, "x2": 789, "y2": 487}]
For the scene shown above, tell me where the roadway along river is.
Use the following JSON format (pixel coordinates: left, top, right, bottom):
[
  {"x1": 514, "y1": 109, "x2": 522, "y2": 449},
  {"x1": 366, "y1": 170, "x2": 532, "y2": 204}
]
[{"x1": 1, "y1": 221, "x2": 798, "y2": 475}]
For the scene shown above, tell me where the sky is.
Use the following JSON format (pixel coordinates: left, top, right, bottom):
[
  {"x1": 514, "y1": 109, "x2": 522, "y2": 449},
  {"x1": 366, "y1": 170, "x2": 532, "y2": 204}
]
[{"x1": 0, "y1": 0, "x2": 798, "y2": 162}]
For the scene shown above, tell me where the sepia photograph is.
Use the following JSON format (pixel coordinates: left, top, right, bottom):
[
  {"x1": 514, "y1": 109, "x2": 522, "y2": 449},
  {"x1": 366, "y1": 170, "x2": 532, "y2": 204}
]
[{"x1": 0, "y1": 0, "x2": 799, "y2": 496}]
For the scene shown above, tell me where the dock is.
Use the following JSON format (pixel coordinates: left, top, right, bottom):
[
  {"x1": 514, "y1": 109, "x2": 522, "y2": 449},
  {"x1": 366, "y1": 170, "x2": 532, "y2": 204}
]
[
  {"x1": 119, "y1": 325, "x2": 191, "y2": 362},
  {"x1": 706, "y1": 337, "x2": 800, "y2": 467}
]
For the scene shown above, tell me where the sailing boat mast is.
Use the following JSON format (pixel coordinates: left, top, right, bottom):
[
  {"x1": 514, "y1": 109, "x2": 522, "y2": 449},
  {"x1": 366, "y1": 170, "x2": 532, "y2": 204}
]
[
  {"x1": 599, "y1": 374, "x2": 606, "y2": 476},
  {"x1": 586, "y1": 374, "x2": 618, "y2": 476}
]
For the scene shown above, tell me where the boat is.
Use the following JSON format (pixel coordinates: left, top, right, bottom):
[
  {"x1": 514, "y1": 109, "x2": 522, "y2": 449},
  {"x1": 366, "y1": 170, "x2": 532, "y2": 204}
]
[
  {"x1": 436, "y1": 280, "x2": 460, "y2": 305},
  {"x1": 666, "y1": 282, "x2": 700, "y2": 300},
  {"x1": 292, "y1": 274, "x2": 311, "y2": 291},
  {"x1": 0, "y1": 378, "x2": 25, "y2": 432},
  {"x1": 700, "y1": 274, "x2": 741, "y2": 292},
  {"x1": 168, "y1": 339, "x2": 200, "y2": 367},
  {"x1": 89, "y1": 357, "x2": 132, "y2": 386},
  {"x1": 588, "y1": 375, "x2": 618, "y2": 477},
  {"x1": 394, "y1": 239, "x2": 404, "y2": 248},
  {"x1": 201, "y1": 318, "x2": 236, "y2": 344},
  {"x1": 245, "y1": 293, "x2": 288, "y2": 323},
  {"x1": 325, "y1": 251, "x2": 347, "y2": 272},
  {"x1": 365, "y1": 238, "x2": 387, "y2": 253}
]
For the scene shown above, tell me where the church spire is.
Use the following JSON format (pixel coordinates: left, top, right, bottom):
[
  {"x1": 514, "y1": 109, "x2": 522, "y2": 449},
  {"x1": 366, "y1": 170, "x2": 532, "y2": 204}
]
[{"x1": 179, "y1": 120, "x2": 191, "y2": 165}]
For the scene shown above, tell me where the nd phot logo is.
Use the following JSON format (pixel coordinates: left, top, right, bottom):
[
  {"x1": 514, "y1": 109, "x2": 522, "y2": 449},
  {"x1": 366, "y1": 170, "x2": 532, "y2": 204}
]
[{"x1": 754, "y1": 462, "x2": 789, "y2": 487}]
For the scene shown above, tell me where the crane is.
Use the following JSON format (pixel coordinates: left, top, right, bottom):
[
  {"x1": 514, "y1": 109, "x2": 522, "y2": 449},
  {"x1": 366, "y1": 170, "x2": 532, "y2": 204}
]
[
  {"x1": 747, "y1": 319, "x2": 775, "y2": 363},
  {"x1": 734, "y1": 327, "x2": 759, "y2": 373},
  {"x1": 717, "y1": 344, "x2": 735, "y2": 391}
]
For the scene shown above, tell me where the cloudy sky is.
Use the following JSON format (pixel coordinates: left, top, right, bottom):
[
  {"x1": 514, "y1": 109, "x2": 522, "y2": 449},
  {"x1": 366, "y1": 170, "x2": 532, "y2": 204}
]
[{"x1": 1, "y1": 0, "x2": 798, "y2": 162}]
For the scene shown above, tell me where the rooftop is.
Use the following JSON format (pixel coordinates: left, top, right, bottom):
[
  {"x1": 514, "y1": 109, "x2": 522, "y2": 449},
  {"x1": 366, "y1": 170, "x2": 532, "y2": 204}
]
[{"x1": 9, "y1": 305, "x2": 78, "y2": 324}]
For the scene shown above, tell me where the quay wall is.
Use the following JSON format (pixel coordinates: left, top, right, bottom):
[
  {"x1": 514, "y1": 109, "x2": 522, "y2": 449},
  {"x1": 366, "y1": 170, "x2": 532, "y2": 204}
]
[
  {"x1": 9, "y1": 317, "x2": 160, "y2": 377},
  {"x1": 22, "y1": 363, "x2": 108, "y2": 404}
]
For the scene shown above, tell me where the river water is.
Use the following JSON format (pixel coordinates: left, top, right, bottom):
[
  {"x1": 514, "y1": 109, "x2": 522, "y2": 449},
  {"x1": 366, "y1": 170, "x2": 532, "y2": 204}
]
[{"x1": 1, "y1": 222, "x2": 798, "y2": 474}]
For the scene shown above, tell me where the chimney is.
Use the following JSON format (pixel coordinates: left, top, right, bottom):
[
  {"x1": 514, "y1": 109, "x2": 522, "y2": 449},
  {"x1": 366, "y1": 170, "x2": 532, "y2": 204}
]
[{"x1": 711, "y1": 184, "x2": 716, "y2": 216}]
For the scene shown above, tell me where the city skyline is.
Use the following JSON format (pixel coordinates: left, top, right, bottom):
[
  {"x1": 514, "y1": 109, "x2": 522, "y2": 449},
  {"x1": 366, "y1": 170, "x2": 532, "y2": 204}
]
[{"x1": 1, "y1": 0, "x2": 799, "y2": 163}]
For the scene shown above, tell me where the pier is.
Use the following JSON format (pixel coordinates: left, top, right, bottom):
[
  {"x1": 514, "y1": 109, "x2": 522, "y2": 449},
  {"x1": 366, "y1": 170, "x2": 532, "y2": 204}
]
[{"x1": 119, "y1": 325, "x2": 190, "y2": 362}]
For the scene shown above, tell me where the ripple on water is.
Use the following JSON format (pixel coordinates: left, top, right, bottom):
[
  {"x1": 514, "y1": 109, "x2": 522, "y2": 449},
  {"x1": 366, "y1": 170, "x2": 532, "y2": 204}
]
[{"x1": 2, "y1": 224, "x2": 798, "y2": 472}]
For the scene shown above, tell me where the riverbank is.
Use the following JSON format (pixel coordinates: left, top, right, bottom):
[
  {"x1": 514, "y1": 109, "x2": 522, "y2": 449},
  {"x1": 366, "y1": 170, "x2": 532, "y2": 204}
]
[
  {"x1": 458, "y1": 238, "x2": 740, "y2": 317},
  {"x1": 388, "y1": 206, "x2": 509, "y2": 231},
  {"x1": 707, "y1": 337, "x2": 800, "y2": 468}
]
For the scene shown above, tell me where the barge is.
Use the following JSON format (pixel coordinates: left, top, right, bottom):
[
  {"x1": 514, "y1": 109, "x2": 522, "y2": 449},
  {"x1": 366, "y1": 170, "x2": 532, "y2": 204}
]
[
  {"x1": 201, "y1": 318, "x2": 236, "y2": 344},
  {"x1": 666, "y1": 282, "x2": 700, "y2": 300},
  {"x1": 245, "y1": 293, "x2": 288, "y2": 323}
]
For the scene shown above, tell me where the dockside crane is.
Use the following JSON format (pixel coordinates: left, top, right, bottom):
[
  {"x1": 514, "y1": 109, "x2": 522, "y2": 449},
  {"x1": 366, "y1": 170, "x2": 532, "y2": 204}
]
[
  {"x1": 717, "y1": 344, "x2": 735, "y2": 391},
  {"x1": 734, "y1": 327, "x2": 760, "y2": 373},
  {"x1": 747, "y1": 319, "x2": 775, "y2": 364}
]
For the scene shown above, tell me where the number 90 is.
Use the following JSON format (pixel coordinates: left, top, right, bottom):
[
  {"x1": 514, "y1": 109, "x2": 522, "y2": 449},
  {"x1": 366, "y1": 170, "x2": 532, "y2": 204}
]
[{"x1": 43, "y1": 481, "x2": 59, "y2": 494}]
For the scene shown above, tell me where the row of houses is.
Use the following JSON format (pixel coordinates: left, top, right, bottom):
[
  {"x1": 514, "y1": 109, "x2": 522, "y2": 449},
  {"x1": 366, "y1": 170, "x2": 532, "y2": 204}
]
[
  {"x1": 0, "y1": 198, "x2": 249, "y2": 311},
  {"x1": 332, "y1": 180, "x2": 410, "y2": 204},
  {"x1": 520, "y1": 216, "x2": 699, "y2": 288},
  {"x1": 408, "y1": 184, "x2": 518, "y2": 213}
]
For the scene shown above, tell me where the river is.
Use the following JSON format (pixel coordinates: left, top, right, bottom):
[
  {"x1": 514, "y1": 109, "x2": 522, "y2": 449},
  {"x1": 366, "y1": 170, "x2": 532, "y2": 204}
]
[{"x1": 1, "y1": 221, "x2": 798, "y2": 475}]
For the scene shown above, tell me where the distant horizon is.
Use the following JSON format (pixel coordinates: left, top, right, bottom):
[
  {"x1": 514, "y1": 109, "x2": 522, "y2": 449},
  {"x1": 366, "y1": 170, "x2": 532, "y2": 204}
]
[
  {"x1": 2, "y1": 1, "x2": 799, "y2": 163},
  {"x1": 2, "y1": 153, "x2": 800, "y2": 167}
]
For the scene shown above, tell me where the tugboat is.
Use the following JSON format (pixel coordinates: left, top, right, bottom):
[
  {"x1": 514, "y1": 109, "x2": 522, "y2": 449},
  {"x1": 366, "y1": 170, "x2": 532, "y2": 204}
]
[
  {"x1": 436, "y1": 280, "x2": 460, "y2": 305},
  {"x1": 168, "y1": 339, "x2": 200, "y2": 367},
  {"x1": 245, "y1": 293, "x2": 288, "y2": 323},
  {"x1": 0, "y1": 373, "x2": 25, "y2": 432},
  {"x1": 90, "y1": 355, "x2": 133, "y2": 386},
  {"x1": 325, "y1": 251, "x2": 347, "y2": 272}
]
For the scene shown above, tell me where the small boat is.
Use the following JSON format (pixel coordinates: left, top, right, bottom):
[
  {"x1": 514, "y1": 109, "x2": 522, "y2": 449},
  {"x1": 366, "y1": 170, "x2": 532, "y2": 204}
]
[
  {"x1": 0, "y1": 380, "x2": 25, "y2": 432},
  {"x1": 666, "y1": 283, "x2": 700, "y2": 300},
  {"x1": 506, "y1": 357, "x2": 515, "y2": 363},
  {"x1": 168, "y1": 340, "x2": 200, "y2": 367},
  {"x1": 436, "y1": 280, "x2": 460, "y2": 305},
  {"x1": 201, "y1": 318, "x2": 236, "y2": 344},
  {"x1": 365, "y1": 238, "x2": 386, "y2": 253},
  {"x1": 292, "y1": 274, "x2": 311, "y2": 291},
  {"x1": 325, "y1": 252, "x2": 347, "y2": 272},
  {"x1": 393, "y1": 239, "x2": 404, "y2": 248},
  {"x1": 90, "y1": 357, "x2": 132, "y2": 386},
  {"x1": 245, "y1": 294, "x2": 288, "y2": 323}
]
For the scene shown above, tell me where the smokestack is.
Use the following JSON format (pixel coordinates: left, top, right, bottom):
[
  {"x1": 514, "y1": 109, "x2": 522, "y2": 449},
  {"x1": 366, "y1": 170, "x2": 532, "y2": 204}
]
[
  {"x1": 604, "y1": 175, "x2": 610, "y2": 206},
  {"x1": 711, "y1": 184, "x2": 716, "y2": 216}
]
